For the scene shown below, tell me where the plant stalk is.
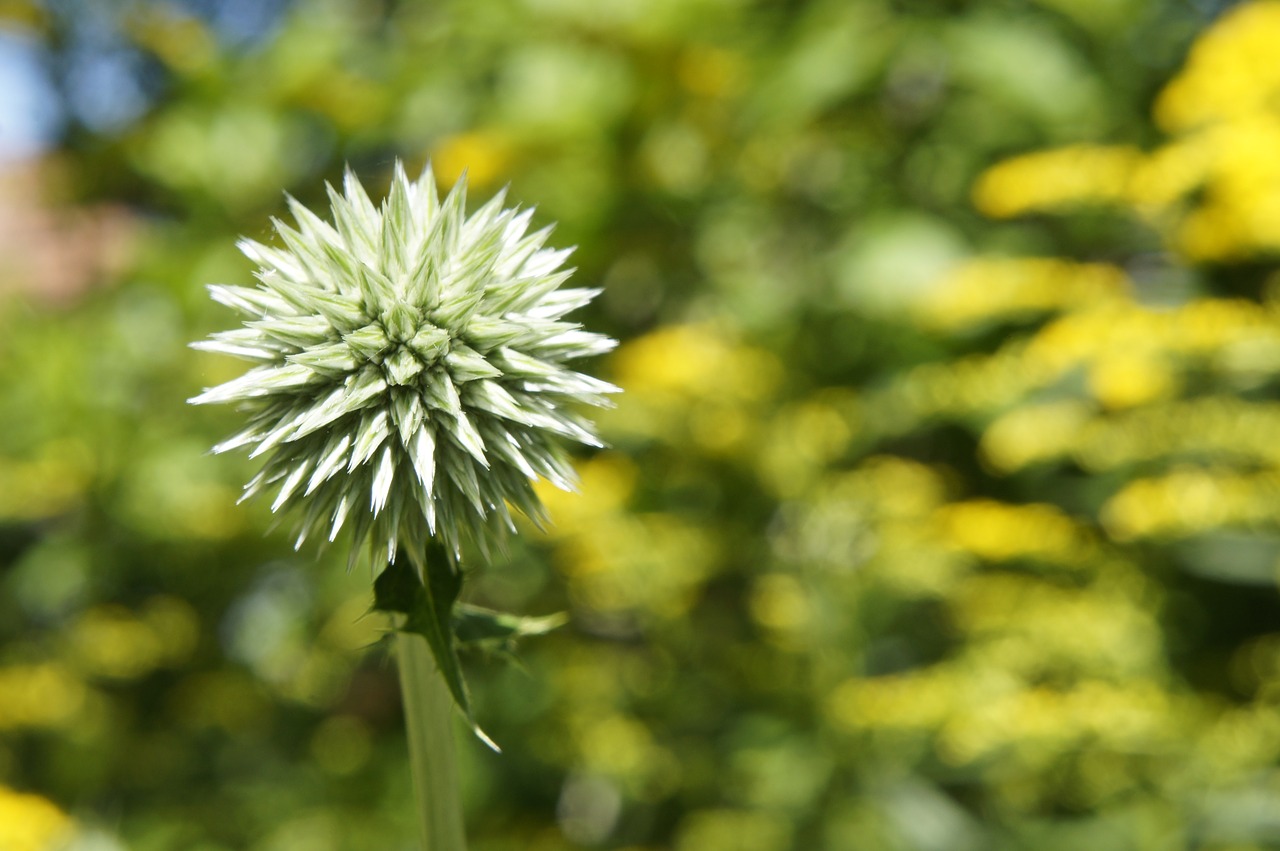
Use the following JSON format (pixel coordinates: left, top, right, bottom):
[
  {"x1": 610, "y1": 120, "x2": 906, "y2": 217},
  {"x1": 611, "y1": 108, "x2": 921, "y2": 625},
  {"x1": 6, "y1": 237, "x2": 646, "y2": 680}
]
[{"x1": 397, "y1": 628, "x2": 467, "y2": 851}]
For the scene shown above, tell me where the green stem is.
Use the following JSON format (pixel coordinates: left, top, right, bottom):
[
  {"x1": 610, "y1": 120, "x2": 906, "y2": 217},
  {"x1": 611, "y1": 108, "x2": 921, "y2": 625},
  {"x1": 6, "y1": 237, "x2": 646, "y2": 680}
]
[{"x1": 397, "y1": 628, "x2": 468, "y2": 851}]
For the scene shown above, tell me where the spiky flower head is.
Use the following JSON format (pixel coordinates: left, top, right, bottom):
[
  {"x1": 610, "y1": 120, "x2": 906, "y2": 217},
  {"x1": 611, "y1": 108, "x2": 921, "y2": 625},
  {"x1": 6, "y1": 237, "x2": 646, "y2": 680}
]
[{"x1": 191, "y1": 162, "x2": 618, "y2": 563}]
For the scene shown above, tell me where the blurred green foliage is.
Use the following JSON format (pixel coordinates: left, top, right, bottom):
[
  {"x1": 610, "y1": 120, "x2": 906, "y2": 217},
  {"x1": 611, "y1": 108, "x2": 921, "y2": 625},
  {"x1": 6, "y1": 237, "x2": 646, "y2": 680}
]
[{"x1": 3, "y1": 0, "x2": 1280, "y2": 850}]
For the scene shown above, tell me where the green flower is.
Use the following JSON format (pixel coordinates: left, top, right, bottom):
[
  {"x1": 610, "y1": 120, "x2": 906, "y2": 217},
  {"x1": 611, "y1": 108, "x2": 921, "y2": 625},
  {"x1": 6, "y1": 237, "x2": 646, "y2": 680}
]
[{"x1": 191, "y1": 162, "x2": 617, "y2": 564}]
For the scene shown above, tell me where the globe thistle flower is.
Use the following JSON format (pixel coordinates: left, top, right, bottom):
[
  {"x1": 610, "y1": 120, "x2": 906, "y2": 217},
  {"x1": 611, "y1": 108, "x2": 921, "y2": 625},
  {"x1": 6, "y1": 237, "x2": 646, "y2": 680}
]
[{"x1": 190, "y1": 162, "x2": 618, "y2": 565}]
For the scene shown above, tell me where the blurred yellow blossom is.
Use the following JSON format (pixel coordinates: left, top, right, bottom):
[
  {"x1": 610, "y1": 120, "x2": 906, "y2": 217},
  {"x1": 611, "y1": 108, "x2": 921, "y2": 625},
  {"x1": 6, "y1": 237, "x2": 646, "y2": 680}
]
[
  {"x1": 832, "y1": 663, "x2": 1178, "y2": 770},
  {"x1": 937, "y1": 680, "x2": 1177, "y2": 766},
  {"x1": 873, "y1": 343, "x2": 1053, "y2": 430},
  {"x1": 573, "y1": 712, "x2": 665, "y2": 782},
  {"x1": 827, "y1": 665, "x2": 973, "y2": 734},
  {"x1": 536, "y1": 452, "x2": 638, "y2": 529},
  {"x1": 537, "y1": 454, "x2": 719, "y2": 617},
  {"x1": 917, "y1": 257, "x2": 1129, "y2": 331},
  {"x1": 1087, "y1": 350, "x2": 1178, "y2": 409},
  {"x1": 847, "y1": 456, "x2": 947, "y2": 519},
  {"x1": 1127, "y1": 133, "x2": 1217, "y2": 210},
  {"x1": 1075, "y1": 397, "x2": 1280, "y2": 471},
  {"x1": 0, "y1": 786, "x2": 74, "y2": 851},
  {"x1": 1153, "y1": 1, "x2": 1280, "y2": 131},
  {"x1": 1173, "y1": 117, "x2": 1280, "y2": 259},
  {"x1": 790, "y1": 459, "x2": 960, "y2": 596},
  {"x1": 64, "y1": 597, "x2": 199, "y2": 680},
  {"x1": 606, "y1": 325, "x2": 781, "y2": 450},
  {"x1": 0, "y1": 664, "x2": 90, "y2": 730},
  {"x1": 951, "y1": 573, "x2": 1164, "y2": 679},
  {"x1": 973, "y1": 1, "x2": 1280, "y2": 259},
  {"x1": 611, "y1": 324, "x2": 780, "y2": 403},
  {"x1": 980, "y1": 399, "x2": 1092, "y2": 472},
  {"x1": 430, "y1": 131, "x2": 513, "y2": 190},
  {"x1": 933, "y1": 499, "x2": 1091, "y2": 564},
  {"x1": 755, "y1": 396, "x2": 855, "y2": 497},
  {"x1": 557, "y1": 512, "x2": 720, "y2": 617},
  {"x1": 1102, "y1": 468, "x2": 1280, "y2": 540},
  {"x1": 1023, "y1": 299, "x2": 1280, "y2": 372},
  {"x1": 972, "y1": 144, "x2": 1141, "y2": 219},
  {"x1": 749, "y1": 573, "x2": 812, "y2": 646},
  {"x1": 687, "y1": 402, "x2": 753, "y2": 456},
  {"x1": 1197, "y1": 704, "x2": 1280, "y2": 780}
]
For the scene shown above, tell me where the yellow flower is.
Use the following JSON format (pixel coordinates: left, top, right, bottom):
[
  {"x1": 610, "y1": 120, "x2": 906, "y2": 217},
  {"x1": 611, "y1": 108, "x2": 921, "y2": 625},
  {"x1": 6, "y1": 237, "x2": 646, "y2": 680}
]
[
  {"x1": 0, "y1": 786, "x2": 74, "y2": 851},
  {"x1": 972, "y1": 144, "x2": 1141, "y2": 219},
  {"x1": 972, "y1": 1, "x2": 1280, "y2": 259},
  {"x1": 1154, "y1": 0, "x2": 1280, "y2": 131}
]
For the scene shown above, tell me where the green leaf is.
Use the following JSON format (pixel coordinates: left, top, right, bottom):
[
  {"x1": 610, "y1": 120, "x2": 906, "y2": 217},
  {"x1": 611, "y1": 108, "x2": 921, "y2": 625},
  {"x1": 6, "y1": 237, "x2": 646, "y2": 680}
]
[
  {"x1": 372, "y1": 545, "x2": 496, "y2": 749},
  {"x1": 453, "y1": 604, "x2": 568, "y2": 653}
]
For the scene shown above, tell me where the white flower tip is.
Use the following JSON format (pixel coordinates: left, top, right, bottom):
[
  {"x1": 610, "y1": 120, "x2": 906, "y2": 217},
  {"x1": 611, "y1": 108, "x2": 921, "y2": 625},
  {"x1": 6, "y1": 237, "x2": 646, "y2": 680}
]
[{"x1": 188, "y1": 389, "x2": 217, "y2": 406}]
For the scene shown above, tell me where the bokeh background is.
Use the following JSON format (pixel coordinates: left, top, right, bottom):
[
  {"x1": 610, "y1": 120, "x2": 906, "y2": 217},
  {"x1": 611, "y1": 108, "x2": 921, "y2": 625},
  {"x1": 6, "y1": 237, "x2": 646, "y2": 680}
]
[{"x1": 3, "y1": 0, "x2": 1280, "y2": 849}]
